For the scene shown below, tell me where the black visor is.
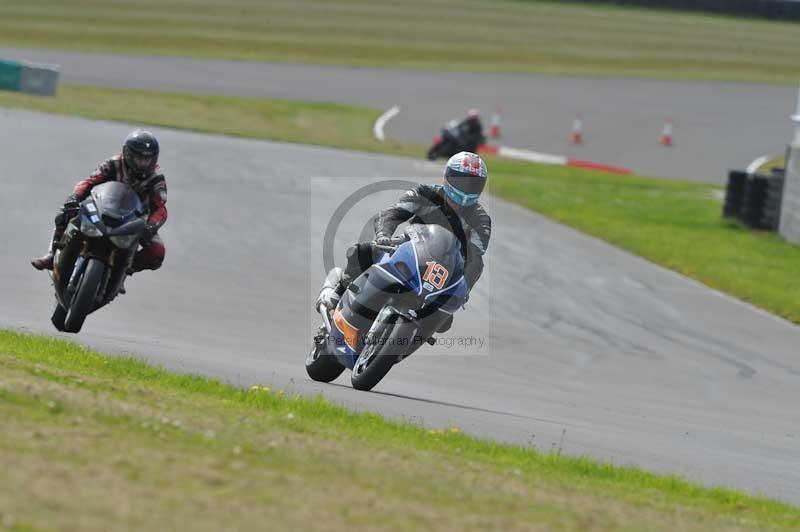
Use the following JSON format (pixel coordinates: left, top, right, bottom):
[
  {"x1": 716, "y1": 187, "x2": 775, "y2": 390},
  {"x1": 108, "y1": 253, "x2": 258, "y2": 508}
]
[{"x1": 128, "y1": 153, "x2": 155, "y2": 171}]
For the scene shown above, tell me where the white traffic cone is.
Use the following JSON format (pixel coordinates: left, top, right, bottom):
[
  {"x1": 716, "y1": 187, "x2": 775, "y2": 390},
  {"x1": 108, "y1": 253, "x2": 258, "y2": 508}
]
[
  {"x1": 660, "y1": 120, "x2": 673, "y2": 147},
  {"x1": 488, "y1": 108, "x2": 501, "y2": 138}
]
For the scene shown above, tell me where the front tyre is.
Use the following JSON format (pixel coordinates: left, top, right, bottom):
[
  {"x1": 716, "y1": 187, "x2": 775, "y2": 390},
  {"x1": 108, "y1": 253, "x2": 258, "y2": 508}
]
[
  {"x1": 64, "y1": 258, "x2": 105, "y2": 333},
  {"x1": 305, "y1": 335, "x2": 345, "y2": 382},
  {"x1": 351, "y1": 323, "x2": 396, "y2": 391},
  {"x1": 51, "y1": 302, "x2": 67, "y2": 332}
]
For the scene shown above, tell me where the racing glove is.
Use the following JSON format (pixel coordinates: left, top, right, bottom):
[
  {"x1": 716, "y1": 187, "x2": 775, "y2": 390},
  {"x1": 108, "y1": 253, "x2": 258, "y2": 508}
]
[
  {"x1": 55, "y1": 195, "x2": 81, "y2": 228},
  {"x1": 375, "y1": 232, "x2": 393, "y2": 247},
  {"x1": 143, "y1": 223, "x2": 159, "y2": 242},
  {"x1": 63, "y1": 194, "x2": 80, "y2": 212}
]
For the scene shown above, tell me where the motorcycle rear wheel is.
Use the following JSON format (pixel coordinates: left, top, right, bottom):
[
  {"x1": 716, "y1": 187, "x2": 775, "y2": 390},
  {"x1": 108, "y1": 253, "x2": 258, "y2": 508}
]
[
  {"x1": 64, "y1": 258, "x2": 104, "y2": 333},
  {"x1": 305, "y1": 335, "x2": 345, "y2": 383}
]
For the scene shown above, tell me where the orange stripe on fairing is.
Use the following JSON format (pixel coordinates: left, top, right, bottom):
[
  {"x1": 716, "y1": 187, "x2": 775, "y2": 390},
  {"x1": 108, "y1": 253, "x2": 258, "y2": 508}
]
[{"x1": 333, "y1": 308, "x2": 359, "y2": 351}]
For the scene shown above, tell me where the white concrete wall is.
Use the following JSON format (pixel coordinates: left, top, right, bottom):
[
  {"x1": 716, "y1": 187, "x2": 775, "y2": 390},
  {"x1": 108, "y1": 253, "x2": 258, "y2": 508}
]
[
  {"x1": 779, "y1": 88, "x2": 800, "y2": 244},
  {"x1": 780, "y1": 143, "x2": 800, "y2": 244}
]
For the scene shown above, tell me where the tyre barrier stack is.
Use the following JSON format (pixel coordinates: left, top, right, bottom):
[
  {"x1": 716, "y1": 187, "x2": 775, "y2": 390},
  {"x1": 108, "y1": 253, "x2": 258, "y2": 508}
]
[
  {"x1": 761, "y1": 169, "x2": 785, "y2": 231},
  {"x1": 0, "y1": 58, "x2": 59, "y2": 97},
  {"x1": 723, "y1": 169, "x2": 785, "y2": 231},
  {"x1": 723, "y1": 170, "x2": 748, "y2": 219}
]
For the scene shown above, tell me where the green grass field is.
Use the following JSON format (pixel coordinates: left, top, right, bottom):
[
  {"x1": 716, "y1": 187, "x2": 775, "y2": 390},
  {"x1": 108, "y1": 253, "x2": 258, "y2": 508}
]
[
  {"x1": 0, "y1": 85, "x2": 417, "y2": 156},
  {"x1": 1, "y1": 329, "x2": 798, "y2": 531},
  {"x1": 3, "y1": 85, "x2": 799, "y2": 324},
  {"x1": 0, "y1": 0, "x2": 798, "y2": 82}
]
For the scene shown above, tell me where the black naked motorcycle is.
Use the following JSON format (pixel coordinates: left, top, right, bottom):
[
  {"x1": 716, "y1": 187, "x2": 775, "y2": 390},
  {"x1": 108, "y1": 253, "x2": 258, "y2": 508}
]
[{"x1": 50, "y1": 181, "x2": 147, "y2": 333}]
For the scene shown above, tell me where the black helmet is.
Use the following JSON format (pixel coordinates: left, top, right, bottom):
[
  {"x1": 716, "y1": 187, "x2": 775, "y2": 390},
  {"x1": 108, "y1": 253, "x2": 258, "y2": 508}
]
[
  {"x1": 122, "y1": 129, "x2": 159, "y2": 180},
  {"x1": 443, "y1": 151, "x2": 487, "y2": 208}
]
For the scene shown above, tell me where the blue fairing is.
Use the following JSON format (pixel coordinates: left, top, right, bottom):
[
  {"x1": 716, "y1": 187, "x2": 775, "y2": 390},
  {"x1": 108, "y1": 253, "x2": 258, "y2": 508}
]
[
  {"x1": 376, "y1": 227, "x2": 468, "y2": 312},
  {"x1": 424, "y1": 278, "x2": 467, "y2": 313},
  {"x1": 377, "y1": 242, "x2": 421, "y2": 293},
  {"x1": 328, "y1": 224, "x2": 469, "y2": 370}
]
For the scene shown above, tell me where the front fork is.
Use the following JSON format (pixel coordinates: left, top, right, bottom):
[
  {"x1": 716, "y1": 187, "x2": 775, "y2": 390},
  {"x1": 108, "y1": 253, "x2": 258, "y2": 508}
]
[
  {"x1": 96, "y1": 248, "x2": 120, "y2": 302},
  {"x1": 64, "y1": 240, "x2": 120, "y2": 303},
  {"x1": 66, "y1": 240, "x2": 90, "y2": 295}
]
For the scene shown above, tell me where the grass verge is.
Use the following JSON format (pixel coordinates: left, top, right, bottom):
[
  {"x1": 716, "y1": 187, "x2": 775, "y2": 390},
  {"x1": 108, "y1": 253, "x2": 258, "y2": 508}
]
[
  {"x1": 3, "y1": 85, "x2": 800, "y2": 324},
  {"x1": 0, "y1": 0, "x2": 798, "y2": 83},
  {"x1": 1, "y1": 329, "x2": 798, "y2": 531},
  {"x1": 0, "y1": 85, "x2": 419, "y2": 157}
]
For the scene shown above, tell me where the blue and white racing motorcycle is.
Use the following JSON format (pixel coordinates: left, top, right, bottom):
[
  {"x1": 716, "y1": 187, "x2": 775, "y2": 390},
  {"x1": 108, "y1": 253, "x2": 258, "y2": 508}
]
[{"x1": 307, "y1": 224, "x2": 468, "y2": 391}]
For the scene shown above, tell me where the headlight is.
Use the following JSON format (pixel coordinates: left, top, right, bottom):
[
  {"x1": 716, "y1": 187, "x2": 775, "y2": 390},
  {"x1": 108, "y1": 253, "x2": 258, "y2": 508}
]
[
  {"x1": 80, "y1": 218, "x2": 103, "y2": 237},
  {"x1": 110, "y1": 234, "x2": 140, "y2": 249}
]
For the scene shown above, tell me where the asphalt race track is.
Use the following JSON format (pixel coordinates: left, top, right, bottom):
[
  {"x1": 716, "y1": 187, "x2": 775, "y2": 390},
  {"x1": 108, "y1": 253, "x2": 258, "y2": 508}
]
[
  {"x1": 2, "y1": 109, "x2": 799, "y2": 503},
  {"x1": 0, "y1": 46, "x2": 796, "y2": 183}
]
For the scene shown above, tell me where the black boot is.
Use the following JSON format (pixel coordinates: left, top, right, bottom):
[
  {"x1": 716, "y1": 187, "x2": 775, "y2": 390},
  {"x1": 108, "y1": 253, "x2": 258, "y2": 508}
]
[
  {"x1": 316, "y1": 267, "x2": 347, "y2": 311},
  {"x1": 119, "y1": 268, "x2": 136, "y2": 295},
  {"x1": 31, "y1": 251, "x2": 55, "y2": 271}
]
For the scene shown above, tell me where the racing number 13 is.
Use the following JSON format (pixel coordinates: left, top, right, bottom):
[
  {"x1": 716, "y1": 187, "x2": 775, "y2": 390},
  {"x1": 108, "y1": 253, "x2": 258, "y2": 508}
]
[{"x1": 423, "y1": 261, "x2": 449, "y2": 290}]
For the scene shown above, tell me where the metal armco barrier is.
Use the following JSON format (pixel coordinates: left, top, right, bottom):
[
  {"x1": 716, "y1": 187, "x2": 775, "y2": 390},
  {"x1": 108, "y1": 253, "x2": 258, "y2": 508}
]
[
  {"x1": 0, "y1": 58, "x2": 59, "y2": 96},
  {"x1": 723, "y1": 170, "x2": 784, "y2": 231}
]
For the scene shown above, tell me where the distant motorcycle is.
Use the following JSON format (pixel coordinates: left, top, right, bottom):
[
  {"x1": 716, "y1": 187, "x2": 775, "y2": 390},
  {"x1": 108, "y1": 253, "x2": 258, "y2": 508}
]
[
  {"x1": 306, "y1": 224, "x2": 467, "y2": 391},
  {"x1": 50, "y1": 181, "x2": 147, "y2": 333},
  {"x1": 427, "y1": 119, "x2": 485, "y2": 160}
]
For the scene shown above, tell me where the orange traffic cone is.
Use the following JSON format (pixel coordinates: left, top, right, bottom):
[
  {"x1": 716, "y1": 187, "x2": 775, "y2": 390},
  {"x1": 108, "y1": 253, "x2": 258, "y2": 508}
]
[
  {"x1": 659, "y1": 120, "x2": 673, "y2": 147},
  {"x1": 570, "y1": 114, "x2": 583, "y2": 144},
  {"x1": 488, "y1": 108, "x2": 501, "y2": 138}
]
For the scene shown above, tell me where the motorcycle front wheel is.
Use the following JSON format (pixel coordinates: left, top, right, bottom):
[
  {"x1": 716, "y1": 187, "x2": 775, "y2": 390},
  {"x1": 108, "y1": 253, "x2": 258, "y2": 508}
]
[
  {"x1": 351, "y1": 322, "x2": 396, "y2": 391},
  {"x1": 51, "y1": 302, "x2": 67, "y2": 332},
  {"x1": 64, "y1": 258, "x2": 105, "y2": 333}
]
